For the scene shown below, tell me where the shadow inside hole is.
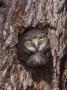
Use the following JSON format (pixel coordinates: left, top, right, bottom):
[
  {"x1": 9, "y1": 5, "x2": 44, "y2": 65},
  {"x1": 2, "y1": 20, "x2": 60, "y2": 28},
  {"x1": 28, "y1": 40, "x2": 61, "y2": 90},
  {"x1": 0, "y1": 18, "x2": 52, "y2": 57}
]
[
  {"x1": 16, "y1": 28, "x2": 53, "y2": 85},
  {"x1": 0, "y1": 0, "x2": 5, "y2": 7},
  {"x1": 65, "y1": 82, "x2": 67, "y2": 89},
  {"x1": 30, "y1": 60, "x2": 53, "y2": 84},
  {"x1": 59, "y1": 47, "x2": 67, "y2": 90}
]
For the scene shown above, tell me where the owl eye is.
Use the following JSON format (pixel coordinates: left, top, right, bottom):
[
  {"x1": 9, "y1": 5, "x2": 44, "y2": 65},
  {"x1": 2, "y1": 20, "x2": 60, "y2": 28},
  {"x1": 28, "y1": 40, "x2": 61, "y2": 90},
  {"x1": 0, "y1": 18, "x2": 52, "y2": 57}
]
[
  {"x1": 28, "y1": 39, "x2": 31, "y2": 42},
  {"x1": 39, "y1": 34, "x2": 44, "y2": 40},
  {"x1": 40, "y1": 36, "x2": 43, "y2": 40},
  {"x1": 26, "y1": 37, "x2": 32, "y2": 43}
]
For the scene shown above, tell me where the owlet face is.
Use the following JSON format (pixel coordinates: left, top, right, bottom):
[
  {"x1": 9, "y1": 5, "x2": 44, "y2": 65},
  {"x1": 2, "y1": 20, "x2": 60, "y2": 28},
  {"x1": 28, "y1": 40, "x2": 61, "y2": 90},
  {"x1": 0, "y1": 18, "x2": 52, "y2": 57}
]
[
  {"x1": 17, "y1": 29, "x2": 51, "y2": 67},
  {"x1": 23, "y1": 29, "x2": 48, "y2": 53}
]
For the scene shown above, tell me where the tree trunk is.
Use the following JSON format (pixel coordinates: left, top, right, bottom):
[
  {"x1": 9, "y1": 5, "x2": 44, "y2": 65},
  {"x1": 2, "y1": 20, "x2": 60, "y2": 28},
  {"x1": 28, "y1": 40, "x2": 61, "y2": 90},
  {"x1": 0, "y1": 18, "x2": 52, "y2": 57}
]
[{"x1": 0, "y1": 0, "x2": 67, "y2": 90}]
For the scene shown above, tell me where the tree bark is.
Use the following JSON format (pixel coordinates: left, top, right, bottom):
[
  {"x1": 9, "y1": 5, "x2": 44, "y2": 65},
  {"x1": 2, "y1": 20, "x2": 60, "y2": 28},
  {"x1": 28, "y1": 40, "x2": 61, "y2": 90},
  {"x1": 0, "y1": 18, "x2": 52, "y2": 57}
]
[{"x1": 0, "y1": 0, "x2": 67, "y2": 90}]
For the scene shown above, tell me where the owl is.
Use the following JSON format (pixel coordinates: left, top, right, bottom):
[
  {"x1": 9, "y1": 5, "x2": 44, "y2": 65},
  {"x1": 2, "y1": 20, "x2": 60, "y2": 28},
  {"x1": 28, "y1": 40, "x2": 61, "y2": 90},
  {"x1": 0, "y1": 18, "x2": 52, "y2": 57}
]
[{"x1": 16, "y1": 28, "x2": 52, "y2": 67}]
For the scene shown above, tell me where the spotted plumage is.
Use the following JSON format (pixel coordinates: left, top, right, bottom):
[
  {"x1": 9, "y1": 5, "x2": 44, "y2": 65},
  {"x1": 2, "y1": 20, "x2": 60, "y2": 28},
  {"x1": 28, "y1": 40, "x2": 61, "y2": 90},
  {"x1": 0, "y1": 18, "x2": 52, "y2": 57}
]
[{"x1": 17, "y1": 28, "x2": 52, "y2": 67}]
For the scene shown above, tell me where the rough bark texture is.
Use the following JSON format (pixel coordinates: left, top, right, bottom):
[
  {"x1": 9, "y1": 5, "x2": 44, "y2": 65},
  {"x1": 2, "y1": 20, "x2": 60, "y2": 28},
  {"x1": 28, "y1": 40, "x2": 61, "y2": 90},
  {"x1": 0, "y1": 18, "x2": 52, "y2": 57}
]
[{"x1": 0, "y1": 0, "x2": 67, "y2": 90}]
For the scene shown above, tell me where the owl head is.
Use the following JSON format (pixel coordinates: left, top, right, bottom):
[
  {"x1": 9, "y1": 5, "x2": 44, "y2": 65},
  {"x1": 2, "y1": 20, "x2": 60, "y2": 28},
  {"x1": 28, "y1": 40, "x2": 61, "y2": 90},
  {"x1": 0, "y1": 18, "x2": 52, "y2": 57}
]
[{"x1": 22, "y1": 29, "x2": 49, "y2": 53}]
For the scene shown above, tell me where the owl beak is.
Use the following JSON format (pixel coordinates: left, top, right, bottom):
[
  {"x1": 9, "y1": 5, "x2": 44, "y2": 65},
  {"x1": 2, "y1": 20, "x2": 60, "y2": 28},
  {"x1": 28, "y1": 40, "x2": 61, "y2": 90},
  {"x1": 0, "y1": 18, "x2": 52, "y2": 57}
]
[{"x1": 33, "y1": 39, "x2": 39, "y2": 49}]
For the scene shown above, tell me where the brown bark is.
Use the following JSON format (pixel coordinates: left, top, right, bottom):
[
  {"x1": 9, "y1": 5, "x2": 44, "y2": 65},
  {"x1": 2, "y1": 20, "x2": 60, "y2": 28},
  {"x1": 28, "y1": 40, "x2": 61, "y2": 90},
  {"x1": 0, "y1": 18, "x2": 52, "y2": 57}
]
[{"x1": 0, "y1": 0, "x2": 67, "y2": 90}]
